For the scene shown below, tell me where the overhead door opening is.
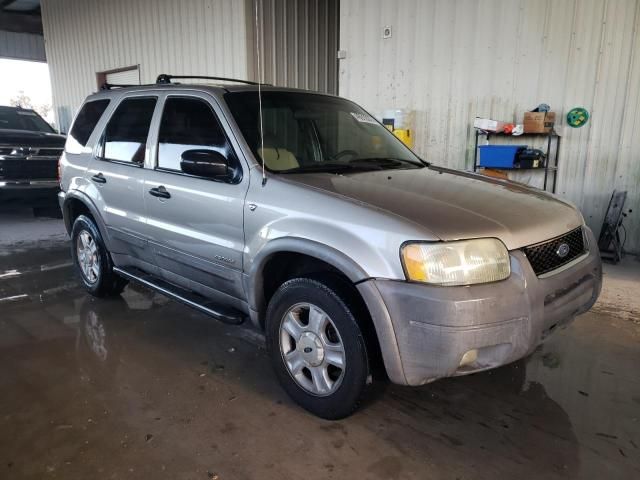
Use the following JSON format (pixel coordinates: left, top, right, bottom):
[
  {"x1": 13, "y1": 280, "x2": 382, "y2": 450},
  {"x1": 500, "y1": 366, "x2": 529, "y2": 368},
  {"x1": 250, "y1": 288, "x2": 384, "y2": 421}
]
[{"x1": 96, "y1": 65, "x2": 140, "y2": 88}]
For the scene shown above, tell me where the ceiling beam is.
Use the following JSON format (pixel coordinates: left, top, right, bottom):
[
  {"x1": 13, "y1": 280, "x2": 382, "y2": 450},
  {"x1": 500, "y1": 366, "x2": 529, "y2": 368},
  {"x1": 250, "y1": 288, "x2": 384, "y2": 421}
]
[{"x1": 0, "y1": 11, "x2": 43, "y2": 35}]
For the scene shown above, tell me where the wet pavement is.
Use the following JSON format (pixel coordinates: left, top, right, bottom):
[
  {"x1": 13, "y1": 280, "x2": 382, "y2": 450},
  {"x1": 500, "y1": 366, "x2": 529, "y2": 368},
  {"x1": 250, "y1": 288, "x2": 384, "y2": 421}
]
[
  {"x1": 1, "y1": 240, "x2": 639, "y2": 479},
  {"x1": 0, "y1": 208, "x2": 67, "y2": 250}
]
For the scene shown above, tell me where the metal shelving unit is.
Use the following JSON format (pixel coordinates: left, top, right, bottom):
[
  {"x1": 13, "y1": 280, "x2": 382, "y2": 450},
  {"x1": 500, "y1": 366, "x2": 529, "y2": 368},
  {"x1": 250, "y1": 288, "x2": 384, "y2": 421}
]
[{"x1": 472, "y1": 129, "x2": 561, "y2": 193}]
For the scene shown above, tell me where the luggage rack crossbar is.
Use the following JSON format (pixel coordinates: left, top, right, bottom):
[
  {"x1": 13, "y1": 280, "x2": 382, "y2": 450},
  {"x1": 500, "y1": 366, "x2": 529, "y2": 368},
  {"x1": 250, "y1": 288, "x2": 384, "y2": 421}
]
[{"x1": 155, "y1": 73, "x2": 263, "y2": 86}]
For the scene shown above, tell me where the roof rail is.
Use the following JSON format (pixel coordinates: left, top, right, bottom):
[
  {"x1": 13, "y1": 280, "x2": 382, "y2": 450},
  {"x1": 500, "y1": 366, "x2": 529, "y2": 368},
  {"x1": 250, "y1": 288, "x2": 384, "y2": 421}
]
[
  {"x1": 100, "y1": 82, "x2": 142, "y2": 90},
  {"x1": 155, "y1": 74, "x2": 261, "y2": 86}
]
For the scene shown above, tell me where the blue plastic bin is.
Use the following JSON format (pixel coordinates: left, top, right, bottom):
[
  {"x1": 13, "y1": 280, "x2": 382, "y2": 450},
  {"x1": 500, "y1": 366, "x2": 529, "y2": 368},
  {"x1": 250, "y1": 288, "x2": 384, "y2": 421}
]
[{"x1": 478, "y1": 145, "x2": 527, "y2": 169}]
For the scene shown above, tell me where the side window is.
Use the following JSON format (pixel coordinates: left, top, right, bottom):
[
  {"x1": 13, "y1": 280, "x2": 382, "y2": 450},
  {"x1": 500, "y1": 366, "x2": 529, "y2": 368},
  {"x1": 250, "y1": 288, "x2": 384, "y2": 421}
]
[
  {"x1": 66, "y1": 99, "x2": 110, "y2": 154},
  {"x1": 157, "y1": 97, "x2": 235, "y2": 172},
  {"x1": 102, "y1": 97, "x2": 156, "y2": 164}
]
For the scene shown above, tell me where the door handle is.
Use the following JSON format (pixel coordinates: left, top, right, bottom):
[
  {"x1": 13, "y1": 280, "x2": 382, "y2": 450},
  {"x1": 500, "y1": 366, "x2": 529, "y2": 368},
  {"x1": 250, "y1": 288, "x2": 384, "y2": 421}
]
[
  {"x1": 149, "y1": 185, "x2": 171, "y2": 199},
  {"x1": 91, "y1": 172, "x2": 107, "y2": 184}
]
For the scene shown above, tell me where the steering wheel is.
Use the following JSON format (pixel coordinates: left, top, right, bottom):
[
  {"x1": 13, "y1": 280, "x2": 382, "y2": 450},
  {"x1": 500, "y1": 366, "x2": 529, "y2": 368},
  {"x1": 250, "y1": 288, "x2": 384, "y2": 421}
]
[{"x1": 332, "y1": 149, "x2": 359, "y2": 161}]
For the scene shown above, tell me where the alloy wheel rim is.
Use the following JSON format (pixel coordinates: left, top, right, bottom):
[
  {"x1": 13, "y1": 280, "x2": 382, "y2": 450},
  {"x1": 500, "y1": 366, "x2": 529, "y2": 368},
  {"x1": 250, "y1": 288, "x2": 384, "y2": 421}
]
[
  {"x1": 279, "y1": 302, "x2": 346, "y2": 396},
  {"x1": 77, "y1": 230, "x2": 100, "y2": 284}
]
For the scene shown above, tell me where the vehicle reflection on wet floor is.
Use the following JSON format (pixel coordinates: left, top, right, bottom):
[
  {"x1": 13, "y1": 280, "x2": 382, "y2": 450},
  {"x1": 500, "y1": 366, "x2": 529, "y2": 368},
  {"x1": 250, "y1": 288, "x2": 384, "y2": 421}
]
[{"x1": 0, "y1": 246, "x2": 638, "y2": 479}]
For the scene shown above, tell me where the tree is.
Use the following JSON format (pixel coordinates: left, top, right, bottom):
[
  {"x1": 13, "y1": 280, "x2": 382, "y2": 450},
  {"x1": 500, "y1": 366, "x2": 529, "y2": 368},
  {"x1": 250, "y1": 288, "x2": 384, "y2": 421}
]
[
  {"x1": 9, "y1": 92, "x2": 51, "y2": 121},
  {"x1": 9, "y1": 91, "x2": 33, "y2": 109},
  {"x1": 35, "y1": 104, "x2": 51, "y2": 118}
]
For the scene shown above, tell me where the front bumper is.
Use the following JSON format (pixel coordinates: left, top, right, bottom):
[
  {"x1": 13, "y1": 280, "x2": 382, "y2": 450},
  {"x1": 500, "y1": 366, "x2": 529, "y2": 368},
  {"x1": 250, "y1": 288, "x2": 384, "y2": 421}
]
[
  {"x1": 0, "y1": 180, "x2": 60, "y2": 206},
  {"x1": 358, "y1": 226, "x2": 602, "y2": 386}
]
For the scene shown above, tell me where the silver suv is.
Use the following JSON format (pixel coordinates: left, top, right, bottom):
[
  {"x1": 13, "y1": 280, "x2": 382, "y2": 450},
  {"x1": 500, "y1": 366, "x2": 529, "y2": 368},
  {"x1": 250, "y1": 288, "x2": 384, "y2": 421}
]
[{"x1": 59, "y1": 75, "x2": 602, "y2": 419}]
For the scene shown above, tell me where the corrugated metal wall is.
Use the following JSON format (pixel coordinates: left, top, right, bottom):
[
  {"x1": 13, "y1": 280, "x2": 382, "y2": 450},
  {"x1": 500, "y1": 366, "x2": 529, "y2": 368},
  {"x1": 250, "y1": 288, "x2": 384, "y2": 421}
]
[
  {"x1": 248, "y1": 0, "x2": 339, "y2": 93},
  {"x1": 41, "y1": 0, "x2": 340, "y2": 128},
  {"x1": 41, "y1": 0, "x2": 249, "y2": 132},
  {"x1": 0, "y1": 30, "x2": 46, "y2": 62},
  {"x1": 340, "y1": 0, "x2": 640, "y2": 254}
]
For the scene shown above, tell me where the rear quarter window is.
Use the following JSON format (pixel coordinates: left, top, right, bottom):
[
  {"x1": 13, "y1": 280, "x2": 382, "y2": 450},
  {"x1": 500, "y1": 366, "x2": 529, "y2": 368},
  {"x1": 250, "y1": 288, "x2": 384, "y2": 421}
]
[{"x1": 66, "y1": 99, "x2": 110, "y2": 154}]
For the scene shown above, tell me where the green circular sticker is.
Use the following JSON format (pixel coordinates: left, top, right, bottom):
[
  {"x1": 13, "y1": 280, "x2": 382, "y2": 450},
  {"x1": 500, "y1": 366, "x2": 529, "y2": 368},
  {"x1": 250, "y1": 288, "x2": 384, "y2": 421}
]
[{"x1": 567, "y1": 107, "x2": 589, "y2": 128}]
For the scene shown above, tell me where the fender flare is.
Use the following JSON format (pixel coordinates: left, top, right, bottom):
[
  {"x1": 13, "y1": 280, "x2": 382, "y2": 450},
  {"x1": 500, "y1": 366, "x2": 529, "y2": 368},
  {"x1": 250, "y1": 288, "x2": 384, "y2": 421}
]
[
  {"x1": 61, "y1": 191, "x2": 112, "y2": 249},
  {"x1": 246, "y1": 237, "x2": 407, "y2": 384},
  {"x1": 245, "y1": 237, "x2": 369, "y2": 314}
]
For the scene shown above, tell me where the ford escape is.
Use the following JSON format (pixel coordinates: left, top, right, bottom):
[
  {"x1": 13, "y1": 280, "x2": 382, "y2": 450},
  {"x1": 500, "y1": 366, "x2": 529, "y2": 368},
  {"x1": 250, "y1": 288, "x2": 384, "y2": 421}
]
[{"x1": 58, "y1": 75, "x2": 602, "y2": 419}]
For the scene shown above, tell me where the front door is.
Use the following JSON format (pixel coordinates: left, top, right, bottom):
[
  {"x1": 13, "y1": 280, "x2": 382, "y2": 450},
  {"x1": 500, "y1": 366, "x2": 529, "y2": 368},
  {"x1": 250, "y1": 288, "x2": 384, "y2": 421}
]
[
  {"x1": 86, "y1": 95, "x2": 157, "y2": 266},
  {"x1": 143, "y1": 94, "x2": 248, "y2": 299}
]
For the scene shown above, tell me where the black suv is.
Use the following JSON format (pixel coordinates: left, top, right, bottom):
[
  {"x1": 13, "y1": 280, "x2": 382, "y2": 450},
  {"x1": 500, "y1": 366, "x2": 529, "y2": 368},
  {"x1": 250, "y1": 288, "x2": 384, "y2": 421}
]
[{"x1": 0, "y1": 105, "x2": 65, "y2": 214}]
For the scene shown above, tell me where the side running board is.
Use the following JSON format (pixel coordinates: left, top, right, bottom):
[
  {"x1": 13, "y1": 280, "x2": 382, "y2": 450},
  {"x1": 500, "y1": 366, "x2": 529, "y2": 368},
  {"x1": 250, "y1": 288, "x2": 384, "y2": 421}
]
[{"x1": 113, "y1": 266, "x2": 245, "y2": 325}]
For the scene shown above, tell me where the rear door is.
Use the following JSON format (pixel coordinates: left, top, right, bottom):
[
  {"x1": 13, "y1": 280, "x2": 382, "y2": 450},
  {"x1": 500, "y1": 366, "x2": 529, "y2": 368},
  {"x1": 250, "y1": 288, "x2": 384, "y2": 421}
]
[
  {"x1": 86, "y1": 95, "x2": 158, "y2": 266},
  {"x1": 142, "y1": 93, "x2": 248, "y2": 299}
]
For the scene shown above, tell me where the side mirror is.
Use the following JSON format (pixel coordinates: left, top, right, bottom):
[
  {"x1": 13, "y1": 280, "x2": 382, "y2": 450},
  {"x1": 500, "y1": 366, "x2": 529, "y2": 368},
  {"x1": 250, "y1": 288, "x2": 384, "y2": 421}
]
[{"x1": 180, "y1": 149, "x2": 229, "y2": 179}]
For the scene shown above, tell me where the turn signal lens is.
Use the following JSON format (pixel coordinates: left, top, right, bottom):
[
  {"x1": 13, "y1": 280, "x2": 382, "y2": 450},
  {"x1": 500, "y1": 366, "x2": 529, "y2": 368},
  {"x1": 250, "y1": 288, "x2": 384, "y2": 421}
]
[
  {"x1": 402, "y1": 244, "x2": 430, "y2": 282},
  {"x1": 401, "y1": 238, "x2": 511, "y2": 286}
]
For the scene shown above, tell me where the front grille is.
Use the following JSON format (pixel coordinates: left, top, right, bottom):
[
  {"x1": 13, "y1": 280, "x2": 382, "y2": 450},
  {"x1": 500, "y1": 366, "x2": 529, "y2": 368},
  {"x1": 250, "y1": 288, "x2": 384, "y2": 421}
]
[
  {"x1": 0, "y1": 147, "x2": 63, "y2": 159},
  {"x1": 0, "y1": 159, "x2": 58, "y2": 180},
  {"x1": 522, "y1": 227, "x2": 586, "y2": 276}
]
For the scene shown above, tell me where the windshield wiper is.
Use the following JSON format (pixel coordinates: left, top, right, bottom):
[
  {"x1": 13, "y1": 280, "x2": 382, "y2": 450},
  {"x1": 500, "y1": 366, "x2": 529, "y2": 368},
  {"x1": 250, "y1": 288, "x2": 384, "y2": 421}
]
[
  {"x1": 348, "y1": 157, "x2": 425, "y2": 168},
  {"x1": 277, "y1": 157, "x2": 427, "y2": 174},
  {"x1": 277, "y1": 162, "x2": 383, "y2": 174}
]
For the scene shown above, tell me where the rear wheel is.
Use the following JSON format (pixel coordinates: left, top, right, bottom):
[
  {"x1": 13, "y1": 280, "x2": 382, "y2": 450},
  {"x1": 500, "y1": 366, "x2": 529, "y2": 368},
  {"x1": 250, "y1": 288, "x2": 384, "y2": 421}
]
[
  {"x1": 266, "y1": 277, "x2": 370, "y2": 419},
  {"x1": 71, "y1": 215, "x2": 127, "y2": 297}
]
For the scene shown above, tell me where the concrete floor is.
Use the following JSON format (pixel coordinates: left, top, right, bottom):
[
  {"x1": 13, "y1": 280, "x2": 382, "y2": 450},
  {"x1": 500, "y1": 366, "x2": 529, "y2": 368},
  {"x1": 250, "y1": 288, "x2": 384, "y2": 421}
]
[
  {"x1": 0, "y1": 208, "x2": 66, "y2": 251},
  {"x1": 0, "y1": 211, "x2": 639, "y2": 479}
]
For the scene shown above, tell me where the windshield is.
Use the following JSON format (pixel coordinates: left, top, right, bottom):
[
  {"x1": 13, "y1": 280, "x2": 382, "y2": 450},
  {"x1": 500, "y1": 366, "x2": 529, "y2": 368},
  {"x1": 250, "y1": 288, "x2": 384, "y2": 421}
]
[
  {"x1": 0, "y1": 107, "x2": 55, "y2": 133},
  {"x1": 224, "y1": 91, "x2": 424, "y2": 173}
]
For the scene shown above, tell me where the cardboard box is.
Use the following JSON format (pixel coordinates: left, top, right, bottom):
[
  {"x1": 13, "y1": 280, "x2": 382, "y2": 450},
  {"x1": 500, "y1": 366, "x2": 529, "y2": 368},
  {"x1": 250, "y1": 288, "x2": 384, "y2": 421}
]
[
  {"x1": 474, "y1": 117, "x2": 507, "y2": 133},
  {"x1": 523, "y1": 111, "x2": 556, "y2": 133}
]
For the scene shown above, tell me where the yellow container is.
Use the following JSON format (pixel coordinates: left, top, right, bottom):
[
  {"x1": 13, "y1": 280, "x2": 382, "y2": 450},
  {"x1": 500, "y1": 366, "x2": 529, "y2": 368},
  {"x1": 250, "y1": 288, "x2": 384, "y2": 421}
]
[
  {"x1": 393, "y1": 129, "x2": 413, "y2": 148},
  {"x1": 382, "y1": 109, "x2": 415, "y2": 148}
]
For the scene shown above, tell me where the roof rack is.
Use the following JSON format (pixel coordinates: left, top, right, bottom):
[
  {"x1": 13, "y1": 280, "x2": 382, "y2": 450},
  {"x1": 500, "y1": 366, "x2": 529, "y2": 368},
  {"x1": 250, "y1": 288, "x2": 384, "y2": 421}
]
[
  {"x1": 100, "y1": 82, "x2": 144, "y2": 90},
  {"x1": 155, "y1": 74, "x2": 261, "y2": 86},
  {"x1": 99, "y1": 75, "x2": 263, "y2": 91}
]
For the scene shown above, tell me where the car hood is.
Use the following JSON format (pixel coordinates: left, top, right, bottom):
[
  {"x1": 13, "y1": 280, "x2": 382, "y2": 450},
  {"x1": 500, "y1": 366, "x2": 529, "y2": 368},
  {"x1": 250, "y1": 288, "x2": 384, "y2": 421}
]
[
  {"x1": 282, "y1": 165, "x2": 583, "y2": 250},
  {"x1": 0, "y1": 129, "x2": 66, "y2": 147}
]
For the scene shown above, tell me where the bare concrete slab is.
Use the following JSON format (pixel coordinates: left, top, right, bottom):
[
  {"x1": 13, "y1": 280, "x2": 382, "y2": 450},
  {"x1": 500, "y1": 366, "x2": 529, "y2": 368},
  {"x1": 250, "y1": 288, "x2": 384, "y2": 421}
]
[{"x1": 0, "y1": 207, "x2": 67, "y2": 253}]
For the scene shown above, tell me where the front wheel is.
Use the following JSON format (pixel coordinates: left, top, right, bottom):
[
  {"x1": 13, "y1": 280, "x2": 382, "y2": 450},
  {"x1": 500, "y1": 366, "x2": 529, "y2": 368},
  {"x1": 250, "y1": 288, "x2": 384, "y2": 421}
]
[
  {"x1": 266, "y1": 277, "x2": 370, "y2": 419},
  {"x1": 71, "y1": 215, "x2": 127, "y2": 297}
]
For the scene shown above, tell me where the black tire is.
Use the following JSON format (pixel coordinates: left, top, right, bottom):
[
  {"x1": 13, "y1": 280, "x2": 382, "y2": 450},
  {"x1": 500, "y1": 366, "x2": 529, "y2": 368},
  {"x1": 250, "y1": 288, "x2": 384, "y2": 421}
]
[
  {"x1": 266, "y1": 277, "x2": 370, "y2": 419},
  {"x1": 71, "y1": 215, "x2": 128, "y2": 297}
]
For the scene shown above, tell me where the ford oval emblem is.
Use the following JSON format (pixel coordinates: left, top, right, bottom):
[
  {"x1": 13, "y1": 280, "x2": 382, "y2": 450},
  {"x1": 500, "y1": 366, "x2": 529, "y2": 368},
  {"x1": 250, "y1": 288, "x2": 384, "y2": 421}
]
[{"x1": 556, "y1": 243, "x2": 570, "y2": 258}]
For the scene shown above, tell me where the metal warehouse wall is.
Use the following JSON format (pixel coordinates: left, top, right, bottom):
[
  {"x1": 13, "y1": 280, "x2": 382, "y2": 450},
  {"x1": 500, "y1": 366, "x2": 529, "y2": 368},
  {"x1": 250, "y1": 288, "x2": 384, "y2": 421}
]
[
  {"x1": 248, "y1": 0, "x2": 339, "y2": 94},
  {"x1": 41, "y1": 0, "x2": 249, "y2": 132},
  {"x1": 0, "y1": 30, "x2": 46, "y2": 62},
  {"x1": 340, "y1": 0, "x2": 640, "y2": 254}
]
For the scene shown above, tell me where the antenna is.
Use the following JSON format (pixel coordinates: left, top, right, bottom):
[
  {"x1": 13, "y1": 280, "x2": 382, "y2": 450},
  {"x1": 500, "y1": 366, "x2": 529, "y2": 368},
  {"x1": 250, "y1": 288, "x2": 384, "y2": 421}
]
[{"x1": 255, "y1": 0, "x2": 266, "y2": 186}]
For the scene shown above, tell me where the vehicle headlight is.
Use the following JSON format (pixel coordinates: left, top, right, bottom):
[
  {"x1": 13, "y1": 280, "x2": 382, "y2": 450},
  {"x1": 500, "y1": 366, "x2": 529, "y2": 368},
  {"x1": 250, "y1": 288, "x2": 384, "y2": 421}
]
[{"x1": 400, "y1": 238, "x2": 511, "y2": 286}]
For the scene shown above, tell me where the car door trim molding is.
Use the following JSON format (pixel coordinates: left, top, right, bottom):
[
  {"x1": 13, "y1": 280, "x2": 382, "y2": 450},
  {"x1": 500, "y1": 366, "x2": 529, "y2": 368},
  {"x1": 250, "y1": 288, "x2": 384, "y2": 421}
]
[
  {"x1": 150, "y1": 240, "x2": 236, "y2": 282},
  {"x1": 152, "y1": 166, "x2": 240, "y2": 184},
  {"x1": 107, "y1": 226, "x2": 147, "y2": 249}
]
